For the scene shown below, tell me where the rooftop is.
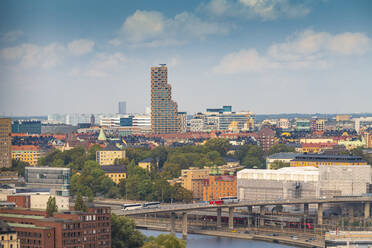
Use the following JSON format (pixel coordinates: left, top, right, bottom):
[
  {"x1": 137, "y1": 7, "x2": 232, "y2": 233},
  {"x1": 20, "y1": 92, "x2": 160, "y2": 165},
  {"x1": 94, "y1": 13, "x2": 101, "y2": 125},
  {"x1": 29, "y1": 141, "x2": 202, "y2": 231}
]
[
  {"x1": 8, "y1": 222, "x2": 51, "y2": 230},
  {"x1": 0, "y1": 213, "x2": 45, "y2": 220},
  {"x1": 293, "y1": 154, "x2": 365, "y2": 162},
  {"x1": 267, "y1": 152, "x2": 300, "y2": 160},
  {"x1": 25, "y1": 166, "x2": 70, "y2": 171},
  {"x1": 139, "y1": 157, "x2": 153, "y2": 163}
]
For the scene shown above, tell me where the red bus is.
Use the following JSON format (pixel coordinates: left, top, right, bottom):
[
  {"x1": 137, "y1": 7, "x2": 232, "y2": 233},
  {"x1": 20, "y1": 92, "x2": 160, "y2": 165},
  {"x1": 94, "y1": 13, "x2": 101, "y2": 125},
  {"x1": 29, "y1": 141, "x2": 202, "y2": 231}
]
[{"x1": 209, "y1": 200, "x2": 224, "y2": 205}]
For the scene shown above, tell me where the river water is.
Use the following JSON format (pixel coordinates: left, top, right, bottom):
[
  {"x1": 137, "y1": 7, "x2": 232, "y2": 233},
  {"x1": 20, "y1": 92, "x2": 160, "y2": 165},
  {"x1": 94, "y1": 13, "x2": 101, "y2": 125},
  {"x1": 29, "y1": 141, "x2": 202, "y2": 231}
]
[{"x1": 139, "y1": 229, "x2": 296, "y2": 248}]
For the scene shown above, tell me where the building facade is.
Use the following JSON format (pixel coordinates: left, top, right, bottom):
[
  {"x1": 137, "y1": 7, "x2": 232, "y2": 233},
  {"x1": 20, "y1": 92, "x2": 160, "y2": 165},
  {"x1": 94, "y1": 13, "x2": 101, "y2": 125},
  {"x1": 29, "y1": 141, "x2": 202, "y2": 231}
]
[
  {"x1": 257, "y1": 127, "x2": 278, "y2": 152},
  {"x1": 237, "y1": 165, "x2": 371, "y2": 201},
  {"x1": 151, "y1": 64, "x2": 180, "y2": 134},
  {"x1": 25, "y1": 167, "x2": 71, "y2": 196},
  {"x1": 181, "y1": 167, "x2": 210, "y2": 200},
  {"x1": 0, "y1": 118, "x2": 12, "y2": 168},
  {"x1": 101, "y1": 166, "x2": 127, "y2": 184},
  {"x1": 11, "y1": 145, "x2": 41, "y2": 166},
  {"x1": 96, "y1": 146, "x2": 126, "y2": 166},
  {"x1": 12, "y1": 120, "x2": 41, "y2": 134},
  {"x1": 118, "y1": 101, "x2": 127, "y2": 115},
  {"x1": 0, "y1": 206, "x2": 111, "y2": 248},
  {"x1": 177, "y1": 112, "x2": 187, "y2": 133},
  {"x1": 290, "y1": 154, "x2": 367, "y2": 168},
  {"x1": 202, "y1": 174, "x2": 237, "y2": 201},
  {"x1": 0, "y1": 220, "x2": 20, "y2": 248}
]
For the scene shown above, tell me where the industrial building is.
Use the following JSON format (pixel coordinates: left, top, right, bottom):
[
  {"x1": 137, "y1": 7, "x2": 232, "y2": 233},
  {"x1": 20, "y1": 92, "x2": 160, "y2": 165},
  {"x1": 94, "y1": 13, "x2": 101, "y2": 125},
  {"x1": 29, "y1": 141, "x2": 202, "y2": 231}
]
[{"x1": 237, "y1": 165, "x2": 371, "y2": 201}]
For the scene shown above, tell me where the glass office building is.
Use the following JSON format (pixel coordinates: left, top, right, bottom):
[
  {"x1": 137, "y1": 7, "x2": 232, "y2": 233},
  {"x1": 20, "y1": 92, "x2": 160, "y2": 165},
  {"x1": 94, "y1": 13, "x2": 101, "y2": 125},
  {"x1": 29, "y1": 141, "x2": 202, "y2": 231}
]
[{"x1": 25, "y1": 167, "x2": 70, "y2": 196}]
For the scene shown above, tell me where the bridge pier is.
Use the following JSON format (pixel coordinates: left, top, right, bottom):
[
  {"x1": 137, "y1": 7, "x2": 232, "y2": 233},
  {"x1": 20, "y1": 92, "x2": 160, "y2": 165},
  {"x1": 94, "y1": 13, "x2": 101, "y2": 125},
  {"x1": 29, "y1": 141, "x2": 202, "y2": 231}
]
[
  {"x1": 317, "y1": 203, "x2": 323, "y2": 226},
  {"x1": 365, "y1": 202, "x2": 370, "y2": 219},
  {"x1": 182, "y1": 212, "x2": 188, "y2": 239},
  {"x1": 304, "y1": 203, "x2": 309, "y2": 216},
  {"x1": 217, "y1": 207, "x2": 222, "y2": 228},
  {"x1": 229, "y1": 207, "x2": 234, "y2": 230},
  {"x1": 170, "y1": 212, "x2": 176, "y2": 234},
  {"x1": 247, "y1": 206, "x2": 252, "y2": 228},
  {"x1": 259, "y1": 206, "x2": 265, "y2": 226}
]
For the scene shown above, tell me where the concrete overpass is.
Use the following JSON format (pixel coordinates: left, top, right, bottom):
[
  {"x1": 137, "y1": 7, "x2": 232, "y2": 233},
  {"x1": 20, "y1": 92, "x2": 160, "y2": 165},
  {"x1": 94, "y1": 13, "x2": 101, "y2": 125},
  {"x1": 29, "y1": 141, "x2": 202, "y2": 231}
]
[{"x1": 120, "y1": 196, "x2": 372, "y2": 238}]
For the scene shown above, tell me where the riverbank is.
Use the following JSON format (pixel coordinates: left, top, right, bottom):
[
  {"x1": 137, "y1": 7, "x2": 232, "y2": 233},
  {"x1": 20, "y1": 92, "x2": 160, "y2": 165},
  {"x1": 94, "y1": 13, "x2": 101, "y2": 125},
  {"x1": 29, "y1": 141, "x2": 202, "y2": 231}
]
[{"x1": 137, "y1": 225, "x2": 324, "y2": 248}]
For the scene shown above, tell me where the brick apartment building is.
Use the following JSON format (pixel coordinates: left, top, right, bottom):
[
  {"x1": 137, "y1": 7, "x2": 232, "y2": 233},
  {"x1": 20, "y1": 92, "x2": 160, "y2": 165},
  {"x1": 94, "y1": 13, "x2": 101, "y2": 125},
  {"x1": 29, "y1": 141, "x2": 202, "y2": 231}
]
[
  {"x1": 257, "y1": 127, "x2": 278, "y2": 152},
  {"x1": 0, "y1": 206, "x2": 111, "y2": 248}
]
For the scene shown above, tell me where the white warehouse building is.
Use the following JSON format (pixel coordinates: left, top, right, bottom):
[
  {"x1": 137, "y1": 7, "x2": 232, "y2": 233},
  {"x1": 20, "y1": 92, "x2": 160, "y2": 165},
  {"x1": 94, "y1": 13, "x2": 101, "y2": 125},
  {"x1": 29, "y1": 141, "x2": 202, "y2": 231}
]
[{"x1": 237, "y1": 165, "x2": 371, "y2": 201}]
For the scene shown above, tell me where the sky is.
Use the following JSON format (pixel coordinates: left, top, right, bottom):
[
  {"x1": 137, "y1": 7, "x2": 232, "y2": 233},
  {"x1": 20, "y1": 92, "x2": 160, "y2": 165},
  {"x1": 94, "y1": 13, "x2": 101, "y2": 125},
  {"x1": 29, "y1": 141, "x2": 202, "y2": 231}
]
[{"x1": 0, "y1": 0, "x2": 371, "y2": 116}]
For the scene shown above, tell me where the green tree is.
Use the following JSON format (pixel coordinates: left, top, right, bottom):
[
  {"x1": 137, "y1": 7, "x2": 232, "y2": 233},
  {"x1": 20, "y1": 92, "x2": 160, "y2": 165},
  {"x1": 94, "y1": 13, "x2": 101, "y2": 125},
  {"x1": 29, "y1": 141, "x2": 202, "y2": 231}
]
[
  {"x1": 242, "y1": 155, "x2": 263, "y2": 168},
  {"x1": 267, "y1": 144, "x2": 295, "y2": 155},
  {"x1": 143, "y1": 234, "x2": 186, "y2": 248},
  {"x1": 270, "y1": 161, "x2": 290, "y2": 170},
  {"x1": 114, "y1": 158, "x2": 129, "y2": 166},
  {"x1": 0, "y1": 159, "x2": 29, "y2": 177},
  {"x1": 205, "y1": 138, "x2": 231, "y2": 156},
  {"x1": 150, "y1": 146, "x2": 168, "y2": 169},
  {"x1": 46, "y1": 196, "x2": 58, "y2": 217},
  {"x1": 87, "y1": 144, "x2": 102, "y2": 161},
  {"x1": 74, "y1": 193, "x2": 87, "y2": 212},
  {"x1": 111, "y1": 214, "x2": 146, "y2": 248},
  {"x1": 160, "y1": 162, "x2": 181, "y2": 179}
]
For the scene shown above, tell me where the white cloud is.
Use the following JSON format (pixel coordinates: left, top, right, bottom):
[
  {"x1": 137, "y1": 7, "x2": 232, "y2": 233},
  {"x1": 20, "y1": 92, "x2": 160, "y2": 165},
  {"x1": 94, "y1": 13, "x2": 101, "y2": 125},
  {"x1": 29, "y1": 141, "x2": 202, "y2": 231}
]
[
  {"x1": 328, "y1": 32, "x2": 371, "y2": 55},
  {"x1": 0, "y1": 43, "x2": 64, "y2": 69},
  {"x1": 117, "y1": 10, "x2": 230, "y2": 47},
  {"x1": 0, "y1": 39, "x2": 96, "y2": 70},
  {"x1": 68, "y1": 39, "x2": 94, "y2": 56},
  {"x1": 1, "y1": 31, "x2": 24, "y2": 42},
  {"x1": 72, "y1": 52, "x2": 126, "y2": 78},
  {"x1": 213, "y1": 29, "x2": 371, "y2": 74},
  {"x1": 201, "y1": 0, "x2": 310, "y2": 20},
  {"x1": 213, "y1": 49, "x2": 278, "y2": 73},
  {"x1": 122, "y1": 10, "x2": 165, "y2": 43},
  {"x1": 108, "y1": 38, "x2": 121, "y2": 47}
]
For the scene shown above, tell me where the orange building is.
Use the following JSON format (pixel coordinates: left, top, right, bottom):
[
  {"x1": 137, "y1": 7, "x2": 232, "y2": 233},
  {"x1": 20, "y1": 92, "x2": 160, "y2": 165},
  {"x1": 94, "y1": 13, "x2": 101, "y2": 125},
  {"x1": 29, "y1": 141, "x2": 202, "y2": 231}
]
[{"x1": 202, "y1": 174, "x2": 237, "y2": 201}]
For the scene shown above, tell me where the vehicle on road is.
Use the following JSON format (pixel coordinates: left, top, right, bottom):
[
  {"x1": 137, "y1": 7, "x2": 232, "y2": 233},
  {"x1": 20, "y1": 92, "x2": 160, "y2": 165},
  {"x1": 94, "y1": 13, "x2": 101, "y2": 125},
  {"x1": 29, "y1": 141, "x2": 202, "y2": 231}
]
[
  {"x1": 220, "y1": 196, "x2": 239, "y2": 204},
  {"x1": 143, "y1": 201, "x2": 161, "y2": 209},
  {"x1": 122, "y1": 203, "x2": 142, "y2": 211}
]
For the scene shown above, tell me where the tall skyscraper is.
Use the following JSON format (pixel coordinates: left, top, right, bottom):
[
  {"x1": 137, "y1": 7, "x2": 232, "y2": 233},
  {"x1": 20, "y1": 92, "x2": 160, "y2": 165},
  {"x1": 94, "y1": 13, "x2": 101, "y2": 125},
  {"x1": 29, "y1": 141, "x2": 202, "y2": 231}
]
[
  {"x1": 118, "y1": 101, "x2": 127, "y2": 115},
  {"x1": 0, "y1": 118, "x2": 12, "y2": 168},
  {"x1": 151, "y1": 64, "x2": 180, "y2": 134}
]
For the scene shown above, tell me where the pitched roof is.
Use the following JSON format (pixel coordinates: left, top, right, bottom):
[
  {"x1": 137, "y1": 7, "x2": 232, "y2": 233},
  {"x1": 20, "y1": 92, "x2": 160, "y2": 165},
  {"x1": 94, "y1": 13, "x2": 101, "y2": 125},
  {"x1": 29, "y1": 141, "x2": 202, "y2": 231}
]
[
  {"x1": 267, "y1": 152, "x2": 300, "y2": 160},
  {"x1": 139, "y1": 157, "x2": 153, "y2": 163}
]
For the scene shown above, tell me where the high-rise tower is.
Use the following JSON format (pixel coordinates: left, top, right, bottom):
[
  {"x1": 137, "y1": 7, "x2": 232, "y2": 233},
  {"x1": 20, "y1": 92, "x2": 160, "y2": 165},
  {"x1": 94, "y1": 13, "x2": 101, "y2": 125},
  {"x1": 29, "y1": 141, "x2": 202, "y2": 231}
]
[
  {"x1": 118, "y1": 101, "x2": 127, "y2": 115},
  {"x1": 0, "y1": 118, "x2": 12, "y2": 168},
  {"x1": 151, "y1": 64, "x2": 180, "y2": 134}
]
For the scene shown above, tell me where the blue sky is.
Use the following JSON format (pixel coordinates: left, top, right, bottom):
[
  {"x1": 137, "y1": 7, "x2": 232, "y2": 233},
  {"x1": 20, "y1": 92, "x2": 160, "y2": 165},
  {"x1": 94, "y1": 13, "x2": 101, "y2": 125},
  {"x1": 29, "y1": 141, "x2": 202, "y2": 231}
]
[{"x1": 0, "y1": 0, "x2": 371, "y2": 116}]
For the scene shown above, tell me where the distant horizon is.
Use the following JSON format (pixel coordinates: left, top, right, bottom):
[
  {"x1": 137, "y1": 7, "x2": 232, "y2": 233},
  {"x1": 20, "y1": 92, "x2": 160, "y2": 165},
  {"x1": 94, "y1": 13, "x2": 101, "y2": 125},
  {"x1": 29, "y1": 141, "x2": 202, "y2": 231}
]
[
  {"x1": 1, "y1": 0, "x2": 371, "y2": 115},
  {"x1": 2, "y1": 112, "x2": 372, "y2": 118}
]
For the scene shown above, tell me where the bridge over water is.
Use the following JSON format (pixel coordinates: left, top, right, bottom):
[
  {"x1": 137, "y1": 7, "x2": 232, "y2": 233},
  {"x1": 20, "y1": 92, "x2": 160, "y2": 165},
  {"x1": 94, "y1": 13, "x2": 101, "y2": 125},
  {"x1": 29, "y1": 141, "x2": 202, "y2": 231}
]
[{"x1": 120, "y1": 196, "x2": 372, "y2": 239}]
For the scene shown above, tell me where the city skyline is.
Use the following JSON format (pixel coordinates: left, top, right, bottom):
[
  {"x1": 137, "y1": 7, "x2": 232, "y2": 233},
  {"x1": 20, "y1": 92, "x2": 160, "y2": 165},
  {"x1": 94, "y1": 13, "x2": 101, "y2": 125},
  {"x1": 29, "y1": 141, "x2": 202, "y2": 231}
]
[{"x1": 1, "y1": 0, "x2": 372, "y2": 116}]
